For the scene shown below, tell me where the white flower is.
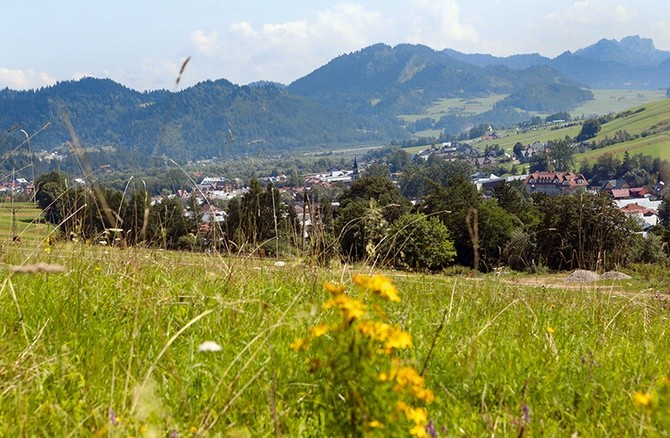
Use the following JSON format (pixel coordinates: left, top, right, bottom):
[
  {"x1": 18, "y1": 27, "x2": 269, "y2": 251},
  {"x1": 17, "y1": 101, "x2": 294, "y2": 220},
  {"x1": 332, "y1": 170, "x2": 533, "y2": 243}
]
[{"x1": 197, "y1": 341, "x2": 223, "y2": 352}]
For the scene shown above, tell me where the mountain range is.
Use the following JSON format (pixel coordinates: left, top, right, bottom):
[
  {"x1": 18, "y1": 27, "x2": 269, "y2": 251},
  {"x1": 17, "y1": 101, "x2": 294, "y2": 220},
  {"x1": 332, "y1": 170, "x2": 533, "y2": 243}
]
[{"x1": 0, "y1": 35, "x2": 668, "y2": 168}]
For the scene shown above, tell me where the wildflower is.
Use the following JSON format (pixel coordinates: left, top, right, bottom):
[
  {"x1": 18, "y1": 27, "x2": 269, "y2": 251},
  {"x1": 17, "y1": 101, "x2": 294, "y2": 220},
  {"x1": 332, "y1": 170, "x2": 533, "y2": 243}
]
[
  {"x1": 353, "y1": 274, "x2": 400, "y2": 302},
  {"x1": 109, "y1": 408, "x2": 118, "y2": 426},
  {"x1": 663, "y1": 375, "x2": 670, "y2": 386},
  {"x1": 324, "y1": 282, "x2": 345, "y2": 295},
  {"x1": 410, "y1": 424, "x2": 429, "y2": 437},
  {"x1": 310, "y1": 324, "x2": 330, "y2": 338},
  {"x1": 197, "y1": 341, "x2": 223, "y2": 352},
  {"x1": 289, "y1": 338, "x2": 308, "y2": 352},
  {"x1": 368, "y1": 420, "x2": 385, "y2": 429},
  {"x1": 190, "y1": 426, "x2": 198, "y2": 433},
  {"x1": 358, "y1": 320, "x2": 392, "y2": 342},
  {"x1": 383, "y1": 328, "x2": 413, "y2": 352},
  {"x1": 632, "y1": 391, "x2": 653, "y2": 408},
  {"x1": 546, "y1": 327, "x2": 555, "y2": 334},
  {"x1": 426, "y1": 419, "x2": 437, "y2": 438},
  {"x1": 323, "y1": 295, "x2": 366, "y2": 322}
]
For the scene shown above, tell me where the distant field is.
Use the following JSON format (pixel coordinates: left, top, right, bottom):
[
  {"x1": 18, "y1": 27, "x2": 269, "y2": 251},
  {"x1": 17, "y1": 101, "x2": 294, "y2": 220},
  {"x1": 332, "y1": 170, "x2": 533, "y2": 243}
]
[
  {"x1": 0, "y1": 201, "x2": 50, "y2": 245},
  {"x1": 399, "y1": 94, "x2": 508, "y2": 123},
  {"x1": 402, "y1": 89, "x2": 669, "y2": 142},
  {"x1": 571, "y1": 89, "x2": 669, "y2": 118}
]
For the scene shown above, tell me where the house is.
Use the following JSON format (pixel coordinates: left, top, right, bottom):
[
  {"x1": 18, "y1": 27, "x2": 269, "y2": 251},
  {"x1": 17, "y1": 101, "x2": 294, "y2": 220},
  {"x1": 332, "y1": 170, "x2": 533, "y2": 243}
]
[
  {"x1": 524, "y1": 171, "x2": 588, "y2": 195},
  {"x1": 619, "y1": 203, "x2": 658, "y2": 230}
]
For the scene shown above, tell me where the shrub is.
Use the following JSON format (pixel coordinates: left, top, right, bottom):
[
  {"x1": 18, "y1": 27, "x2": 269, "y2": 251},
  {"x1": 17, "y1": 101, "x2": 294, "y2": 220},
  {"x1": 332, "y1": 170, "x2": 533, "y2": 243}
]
[{"x1": 378, "y1": 213, "x2": 456, "y2": 271}]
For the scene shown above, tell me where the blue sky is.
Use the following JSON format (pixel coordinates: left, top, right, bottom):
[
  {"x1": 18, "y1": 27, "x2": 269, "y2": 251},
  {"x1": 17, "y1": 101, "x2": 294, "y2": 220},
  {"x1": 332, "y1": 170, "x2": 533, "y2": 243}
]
[{"x1": 3, "y1": 0, "x2": 670, "y2": 91}]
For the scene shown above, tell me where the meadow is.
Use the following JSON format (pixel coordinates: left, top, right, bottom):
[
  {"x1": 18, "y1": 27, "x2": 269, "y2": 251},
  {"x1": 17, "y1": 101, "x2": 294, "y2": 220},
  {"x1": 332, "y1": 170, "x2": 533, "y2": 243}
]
[{"x1": 1, "y1": 214, "x2": 670, "y2": 435}]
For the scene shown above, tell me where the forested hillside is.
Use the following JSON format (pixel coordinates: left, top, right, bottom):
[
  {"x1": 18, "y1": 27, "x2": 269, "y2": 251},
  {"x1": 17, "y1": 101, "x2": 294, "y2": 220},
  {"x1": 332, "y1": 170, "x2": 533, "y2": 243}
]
[{"x1": 0, "y1": 77, "x2": 403, "y2": 163}]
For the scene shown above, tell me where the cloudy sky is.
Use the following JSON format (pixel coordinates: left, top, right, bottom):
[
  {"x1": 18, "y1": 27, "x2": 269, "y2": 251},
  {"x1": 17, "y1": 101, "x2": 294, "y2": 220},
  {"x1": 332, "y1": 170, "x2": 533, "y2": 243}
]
[{"x1": 3, "y1": 0, "x2": 670, "y2": 91}]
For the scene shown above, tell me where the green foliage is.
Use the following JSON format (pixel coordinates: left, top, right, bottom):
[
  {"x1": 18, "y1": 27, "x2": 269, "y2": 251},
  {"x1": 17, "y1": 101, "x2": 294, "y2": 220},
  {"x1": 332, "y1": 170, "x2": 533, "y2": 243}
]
[
  {"x1": 576, "y1": 119, "x2": 602, "y2": 142},
  {"x1": 496, "y1": 84, "x2": 593, "y2": 112},
  {"x1": 379, "y1": 213, "x2": 456, "y2": 271},
  {"x1": 533, "y1": 192, "x2": 634, "y2": 271},
  {"x1": 420, "y1": 174, "x2": 482, "y2": 267},
  {"x1": 548, "y1": 136, "x2": 575, "y2": 171}
]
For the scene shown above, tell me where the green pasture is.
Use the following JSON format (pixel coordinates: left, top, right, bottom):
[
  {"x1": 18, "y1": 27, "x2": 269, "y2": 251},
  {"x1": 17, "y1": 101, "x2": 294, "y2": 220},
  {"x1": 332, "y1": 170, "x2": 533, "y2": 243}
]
[
  {"x1": 1, "y1": 241, "x2": 669, "y2": 436},
  {"x1": 0, "y1": 201, "x2": 50, "y2": 245},
  {"x1": 571, "y1": 89, "x2": 669, "y2": 118}
]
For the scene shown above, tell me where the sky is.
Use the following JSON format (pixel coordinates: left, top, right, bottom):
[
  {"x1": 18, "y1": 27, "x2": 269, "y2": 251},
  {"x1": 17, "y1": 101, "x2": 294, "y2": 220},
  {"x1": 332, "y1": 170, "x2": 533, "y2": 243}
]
[{"x1": 3, "y1": 0, "x2": 670, "y2": 91}]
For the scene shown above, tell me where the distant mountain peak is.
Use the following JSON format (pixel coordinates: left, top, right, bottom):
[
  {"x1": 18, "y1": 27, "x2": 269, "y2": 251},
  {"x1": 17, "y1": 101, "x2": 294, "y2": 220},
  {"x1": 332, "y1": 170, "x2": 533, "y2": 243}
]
[{"x1": 574, "y1": 35, "x2": 670, "y2": 66}]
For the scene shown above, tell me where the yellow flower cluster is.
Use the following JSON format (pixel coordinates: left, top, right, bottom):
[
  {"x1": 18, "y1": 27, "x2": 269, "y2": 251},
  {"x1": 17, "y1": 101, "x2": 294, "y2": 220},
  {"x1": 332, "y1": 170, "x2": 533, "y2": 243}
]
[
  {"x1": 380, "y1": 365, "x2": 435, "y2": 404},
  {"x1": 352, "y1": 274, "x2": 401, "y2": 302},
  {"x1": 290, "y1": 277, "x2": 432, "y2": 436},
  {"x1": 633, "y1": 391, "x2": 653, "y2": 408},
  {"x1": 396, "y1": 401, "x2": 429, "y2": 437},
  {"x1": 358, "y1": 321, "x2": 413, "y2": 354},
  {"x1": 323, "y1": 294, "x2": 367, "y2": 322}
]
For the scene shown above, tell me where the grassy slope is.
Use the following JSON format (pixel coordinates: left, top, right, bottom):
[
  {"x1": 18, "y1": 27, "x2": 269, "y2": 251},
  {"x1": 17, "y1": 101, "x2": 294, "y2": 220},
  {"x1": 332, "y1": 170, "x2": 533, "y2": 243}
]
[
  {"x1": 0, "y1": 201, "x2": 50, "y2": 245},
  {"x1": 1, "y1": 239, "x2": 669, "y2": 436},
  {"x1": 401, "y1": 91, "x2": 670, "y2": 161},
  {"x1": 578, "y1": 98, "x2": 670, "y2": 161}
]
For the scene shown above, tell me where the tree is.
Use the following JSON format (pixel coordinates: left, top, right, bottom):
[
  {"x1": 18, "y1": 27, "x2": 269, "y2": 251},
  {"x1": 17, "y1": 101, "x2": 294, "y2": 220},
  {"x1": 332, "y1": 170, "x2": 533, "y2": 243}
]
[
  {"x1": 378, "y1": 213, "x2": 456, "y2": 271},
  {"x1": 513, "y1": 142, "x2": 524, "y2": 161},
  {"x1": 334, "y1": 199, "x2": 388, "y2": 263},
  {"x1": 420, "y1": 174, "x2": 481, "y2": 267},
  {"x1": 576, "y1": 119, "x2": 601, "y2": 142},
  {"x1": 338, "y1": 175, "x2": 409, "y2": 223},
  {"x1": 35, "y1": 171, "x2": 69, "y2": 225},
  {"x1": 533, "y1": 193, "x2": 634, "y2": 271},
  {"x1": 548, "y1": 136, "x2": 574, "y2": 171}
]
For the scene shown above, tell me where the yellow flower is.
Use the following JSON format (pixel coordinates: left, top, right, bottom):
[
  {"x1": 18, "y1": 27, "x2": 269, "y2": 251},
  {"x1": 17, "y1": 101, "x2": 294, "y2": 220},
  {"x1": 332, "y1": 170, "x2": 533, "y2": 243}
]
[
  {"x1": 410, "y1": 424, "x2": 429, "y2": 437},
  {"x1": 190, "y1": 426, "x2": 198, "y2": 433},
  {"x1": 289, "y1": 338, "x2": 308, "y2": 352},
  {"x1": 663, "y1": 376, "x2": 670, "y2": 386},
  {"x1": 352, "y1": 274, "x2": 401, "y2": 302},
  {"x1": 325, "y1": 282, "x2": 345, "y2": 295},
  {"x1": 358, "y1": 321, "x2": 392, "y2": 342},
  {"x1": 414, "y1": 388, "x2": 435, "y2": 404},
  {"x1": 633, "y1": 391, "x2": 653, "y2": 408},
  {"x1": 310, "y1": 324, "x2": 330, "y2": 338},
  {"x1": 384, "y1": 328, "x2": 413, "y2": 352},
  {"x1": 546, "y1": 327, "x2": 555, "y2": 334},
  {"x1": 368, "y1": 420, "x2": 385, "y2": 429},
  {"x1": 324, "y1": 295, "x2": 366, "y2": 321}
]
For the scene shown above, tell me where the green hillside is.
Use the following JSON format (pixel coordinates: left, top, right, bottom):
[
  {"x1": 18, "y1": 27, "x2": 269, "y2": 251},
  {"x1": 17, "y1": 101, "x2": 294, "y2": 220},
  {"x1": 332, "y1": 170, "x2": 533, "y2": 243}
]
[
  {"x1": 578, "y1": 98, "x2": 670, "y2": 161},
  {"x1": 465, "y1": 97, "x2": 670, "y2": 162}
]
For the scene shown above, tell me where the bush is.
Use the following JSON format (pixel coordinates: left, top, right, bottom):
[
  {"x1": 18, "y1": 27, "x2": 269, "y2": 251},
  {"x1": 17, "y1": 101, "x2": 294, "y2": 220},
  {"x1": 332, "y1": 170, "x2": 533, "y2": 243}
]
[{"x1": 378, "y1": 213, "x2": 456, "y2": 271}]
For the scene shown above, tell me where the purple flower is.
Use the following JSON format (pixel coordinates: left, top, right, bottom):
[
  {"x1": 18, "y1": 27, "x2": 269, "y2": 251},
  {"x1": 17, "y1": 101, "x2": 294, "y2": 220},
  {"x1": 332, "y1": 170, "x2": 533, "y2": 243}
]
[
  {"x1": 522, "y1": 404, "x2": 530, "y2": 424},
  {"x1": 426, "y1": 419, "x2": 437, "y2": 438},
  {"x1": 109, "y1": 408, "x2": 118, "y2": 426}
]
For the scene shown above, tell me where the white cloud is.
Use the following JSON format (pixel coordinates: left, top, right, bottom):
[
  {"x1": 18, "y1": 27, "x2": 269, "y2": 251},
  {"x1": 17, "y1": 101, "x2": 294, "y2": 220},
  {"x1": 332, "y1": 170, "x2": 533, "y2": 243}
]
[
  {"x1": 544, "y1": 1, "x2": 636, "y2": 26},
  {"x1": 0, "y1": 68, "x2": 56, "y2": 90},
  {"x1": 652, "y1": 20, "x2": 670, "y2": 41},
  {"x1": 187, "y1": 3, "x2": 389, "y2": 84},
  {"x1": 407, "y1": 0, "x2": 478, "y2": 48},
  {"x1": 190, "y1": 30, "x2": 220, "y2": 56}
]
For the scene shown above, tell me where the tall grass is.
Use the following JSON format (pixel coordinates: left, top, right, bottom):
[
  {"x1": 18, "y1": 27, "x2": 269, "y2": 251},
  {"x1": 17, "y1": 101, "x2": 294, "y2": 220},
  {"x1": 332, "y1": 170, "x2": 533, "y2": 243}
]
[{"x1": 0, "y1": 241, "x2": 668, "y2": 435}]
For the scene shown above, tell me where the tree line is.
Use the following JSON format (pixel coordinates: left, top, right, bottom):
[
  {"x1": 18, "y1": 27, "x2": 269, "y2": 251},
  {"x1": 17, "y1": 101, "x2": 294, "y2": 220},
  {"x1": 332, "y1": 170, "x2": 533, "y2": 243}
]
[{"x1": 35, "y1": 168, "x2": 668, "y2": 273}]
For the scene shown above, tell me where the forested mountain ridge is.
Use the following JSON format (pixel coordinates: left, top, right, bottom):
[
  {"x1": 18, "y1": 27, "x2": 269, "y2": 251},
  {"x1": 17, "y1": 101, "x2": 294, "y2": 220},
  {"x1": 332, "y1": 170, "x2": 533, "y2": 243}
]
[
  {"x1": 1, "y1": 36, "x2": 667, "y2": 166},
  {"x1": 287, "y1": 43, "x2": 587, "y2": 115},
  {"x1": 0, "y1": 77, "x2": 400, "y2": 162}
]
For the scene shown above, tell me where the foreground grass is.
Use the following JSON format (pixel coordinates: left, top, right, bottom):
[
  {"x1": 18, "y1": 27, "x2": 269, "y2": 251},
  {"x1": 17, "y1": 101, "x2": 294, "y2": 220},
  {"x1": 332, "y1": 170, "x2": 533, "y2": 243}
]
[{"x1": 1, "y1": 243, "x2": 669, "y2": 436}]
